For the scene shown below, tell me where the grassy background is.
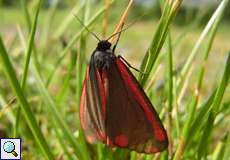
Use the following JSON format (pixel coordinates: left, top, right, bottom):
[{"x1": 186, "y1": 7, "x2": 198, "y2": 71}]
[
  {"x1": 1, "y1": 7, "x2": 230, "y2": 85},
  {"x1": 0, "y1": 0, "x2": 230, "y2": 159}
]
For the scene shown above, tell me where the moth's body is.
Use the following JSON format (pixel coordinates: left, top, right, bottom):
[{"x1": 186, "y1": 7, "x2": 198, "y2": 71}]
[
  {"x1": 80, "y1": 40, "x2": 168, "y2": 153},
  {"x1": 92, "y1": 40, "x2": 115, "y2": 70}
]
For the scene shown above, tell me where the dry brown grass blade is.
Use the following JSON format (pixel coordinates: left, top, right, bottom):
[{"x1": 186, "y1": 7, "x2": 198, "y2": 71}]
[{"x1": 109, "y1": 0, "x2": 133, "y2": 43}]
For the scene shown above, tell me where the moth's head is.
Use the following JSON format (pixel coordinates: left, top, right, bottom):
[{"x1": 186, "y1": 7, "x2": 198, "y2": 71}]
[{"x1": 97, "y1": 40, "x2": 112, "y2": 51}]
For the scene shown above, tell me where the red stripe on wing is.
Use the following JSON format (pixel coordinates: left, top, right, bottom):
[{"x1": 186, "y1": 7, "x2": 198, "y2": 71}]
[
  {"x1": 96, "y1": 70, "x2": 106, "y2": 118},
  {"x1": 80, "y1": 67, "x2": 89, "y2": 130}
]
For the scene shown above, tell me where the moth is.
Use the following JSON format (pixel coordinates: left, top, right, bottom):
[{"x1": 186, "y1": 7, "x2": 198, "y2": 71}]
[{"x1": 79, "y1": 23, "x2": 168, "y2": 153}]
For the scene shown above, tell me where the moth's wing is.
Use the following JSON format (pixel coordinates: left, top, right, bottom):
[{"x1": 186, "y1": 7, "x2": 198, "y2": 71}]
[
  {"x1": 104, "y1": 58, "x2": 168, "y2": 153},
  {"x1": 80, "y1": 64, "x2": 107, "y2": 143}
]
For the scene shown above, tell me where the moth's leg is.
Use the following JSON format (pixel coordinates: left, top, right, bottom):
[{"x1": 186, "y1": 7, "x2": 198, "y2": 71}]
[{"x1": 118, "y1": 55, "x2": 147, "y2": 75}]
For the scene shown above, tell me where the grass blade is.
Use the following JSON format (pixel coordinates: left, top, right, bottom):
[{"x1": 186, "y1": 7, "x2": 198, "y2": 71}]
[
  {"x1": 197, "y1": 52, "x2": 230, "y2": 159},
  {"x1": 56, "y1": 49, "x2": 77, "y2": 104},
  {"x1": 20, "y1": 0, "x2": 31, "y2": 30},
  {"x1": 138, "y1": 0, "x2": 183, "y2": 86},
  {"x1": 165, "y1": 33, "x2": 173, "y2": 157},
  {"x1": 223, "y1": 132, "x2": 230, "y2": 160},
  {"x1": 212, "y1": 134, "x2": 228, "y2": 160},
  {"x1": 14, "y1": 0, "x2": 42, "y2": 137}
]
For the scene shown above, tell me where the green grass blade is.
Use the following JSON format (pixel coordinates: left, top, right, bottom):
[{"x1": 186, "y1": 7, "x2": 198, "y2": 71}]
[
  {"x1": 211, "y1": 55, "x2": 230, "y2": 116},
  {"x1": 138, "y1": 0, "x2": 183, "y2": 86},
  {"x1": 166, "y1": 34, "x2": 173, "y2": 112},
  {"x1": 197, "y1": 52, "x2": 230, "y2": 159},
  {"x1": 41, "y1": 0, "x2": 59, "y2": 47},
  {"x1": 223, "y1": 132, "x2": 230, "y2": 160},
  {"x1": 56, "y1": 49, "x2": 77, "y2": 104},
  {"x1": 0, "y1": 37, "x2": 54, "y2": 160},
  {"x1": 20, "y1": 0, "x2": 31, "y2": 29},
  {"x1": 14, "y1": 0, "x2": 41, "y2": 138},
  {"x1": 212, "y1": 135, "x2": 228, "y2": 160},
  {"x1": 197, "y1": 112, "x2": 215, "y2": 159},
  {"x1": 188, "y1": 89, "x2": 216, "y2": 141},
  {"x1": 54, "y1": 127, "x2": 74, "y2": 160},
  {"x1": 165, "y1": 33, "x2": 173, "y2": 158},
  {"x1": 20, "y1": 0, "x2": 41, "y2": 75}
]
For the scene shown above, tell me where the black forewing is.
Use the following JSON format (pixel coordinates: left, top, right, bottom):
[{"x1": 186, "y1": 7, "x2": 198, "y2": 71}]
[{"x1": 104, "y1": 57, "x2": 168, "y2": 153}]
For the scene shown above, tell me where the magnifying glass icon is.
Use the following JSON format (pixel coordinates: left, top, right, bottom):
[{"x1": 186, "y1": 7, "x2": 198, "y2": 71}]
[{"x1": 3, "y1": 141, "x2": 18, "y2": 157}]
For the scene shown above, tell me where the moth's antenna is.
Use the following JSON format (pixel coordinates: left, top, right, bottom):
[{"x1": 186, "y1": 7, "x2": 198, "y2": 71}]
[
  {"x1": 73, "y1": 14, "x2": 101, "y2": 42},
  {"x1": 106, "y1": 13, "x2": 147, "y2": 41},
  {"x1": 106, "y1": 23, "x2": 131, "y2": 41},
  {"x1": 112, "y1": 22, "x2": 125, "y2": 52}
]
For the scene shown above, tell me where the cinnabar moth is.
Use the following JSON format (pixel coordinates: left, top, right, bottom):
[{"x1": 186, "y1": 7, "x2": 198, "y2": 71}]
[{"x1": 79, "y1": 25, "x2": 168, "y2": 154}]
